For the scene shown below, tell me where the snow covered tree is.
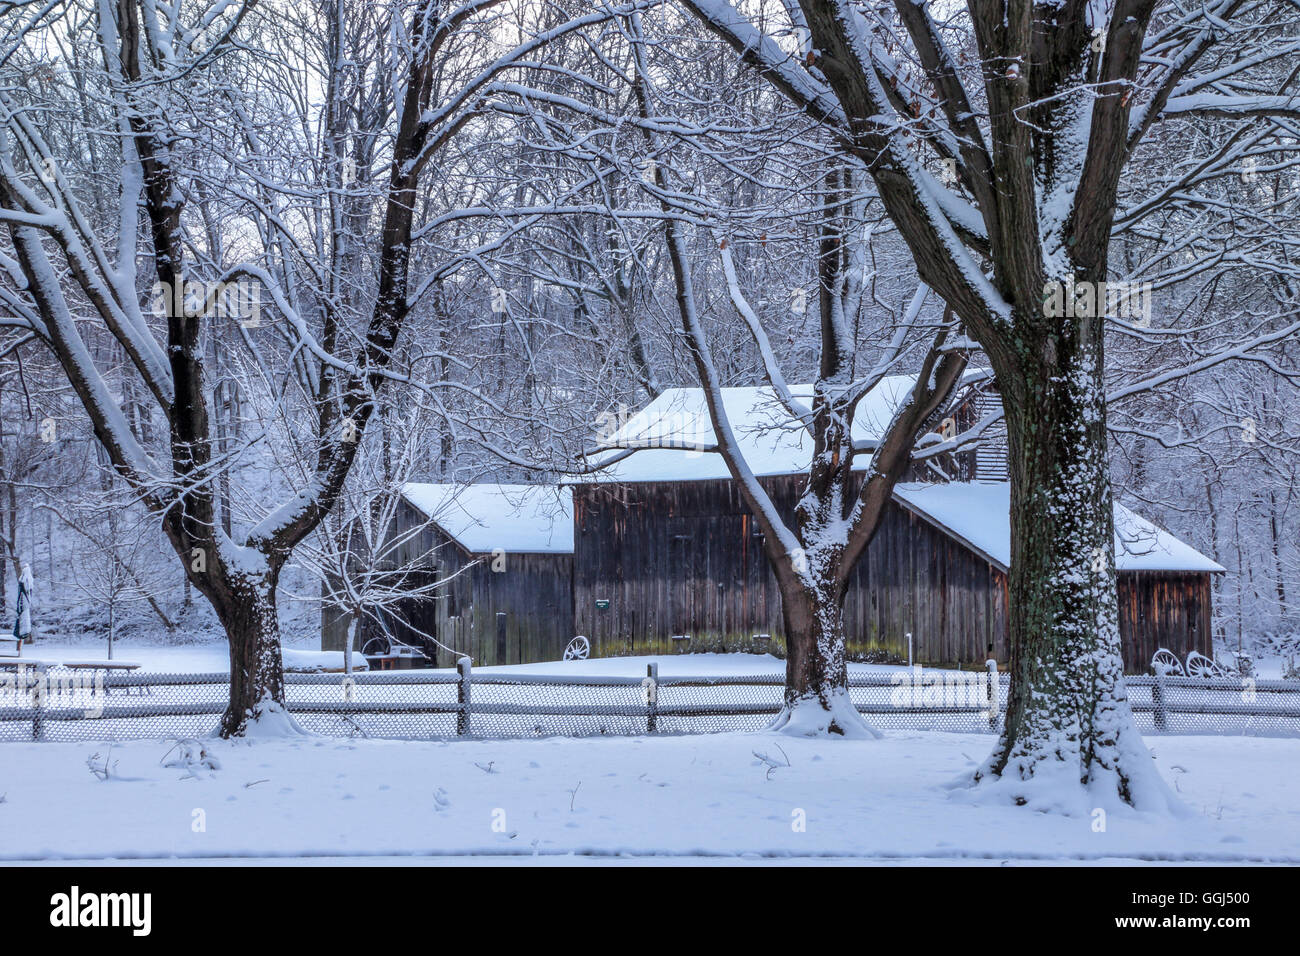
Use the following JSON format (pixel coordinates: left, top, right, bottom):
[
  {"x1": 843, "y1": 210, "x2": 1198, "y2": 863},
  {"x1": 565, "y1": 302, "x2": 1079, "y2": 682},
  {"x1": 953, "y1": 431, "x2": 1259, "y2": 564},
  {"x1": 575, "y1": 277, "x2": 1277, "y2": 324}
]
[
  {"x1": 676, "y1": 0, "x2": 1300, "y2": 807},
  {"x1": 295, "y1": 387, "x2": 477, "y2": 668},
  {"x1": 0, "y1": 0, "x2": 447, "y2": 734},
  {"x1": 69, "y1": 500, "x2": 162, "y2": 659},
  {"x1": 0, "y1": 0, "x2": 634, "y2": 735},
  {"x1": 635, "y1": 56, "x2": 970, "y2": 733},
  {"x1": 484, "y1": 8, "x2": 980, "y2": 734}
]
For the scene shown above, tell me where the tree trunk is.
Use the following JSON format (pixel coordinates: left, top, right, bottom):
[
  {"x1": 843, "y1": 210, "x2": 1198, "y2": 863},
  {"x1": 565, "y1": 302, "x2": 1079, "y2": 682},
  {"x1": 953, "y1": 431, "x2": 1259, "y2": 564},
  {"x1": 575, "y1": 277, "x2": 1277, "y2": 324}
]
[
  {"x1": 212, "y1": 570, "x2": 291, "y2": 738},
  {"x1": 1270, "y1": 490, "x2": 1286, "y2": 614},
  {"x1": 975, "y1": 318, "x2": 1176, "y2": 811},
  {"x1": 0, "y1": 506, "x2": 7, "y2": 622},
  {"x1": 769, "y1": 562, "x2": 879, "y2": 739}
]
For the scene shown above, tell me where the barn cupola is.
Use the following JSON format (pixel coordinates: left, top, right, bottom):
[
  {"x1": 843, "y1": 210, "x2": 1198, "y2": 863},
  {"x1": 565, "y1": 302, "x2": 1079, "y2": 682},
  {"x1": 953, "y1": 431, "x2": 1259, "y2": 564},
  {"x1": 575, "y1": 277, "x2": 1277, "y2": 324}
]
[{"x1": 913, "y1": 368, "x2": 1008, "y2": 484}]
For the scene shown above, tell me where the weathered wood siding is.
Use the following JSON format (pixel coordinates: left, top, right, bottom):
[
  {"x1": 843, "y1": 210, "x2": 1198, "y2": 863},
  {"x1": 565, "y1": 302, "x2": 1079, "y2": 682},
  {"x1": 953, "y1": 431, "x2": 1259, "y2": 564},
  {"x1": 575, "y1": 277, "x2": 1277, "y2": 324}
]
[
  {"x1": 421, "y1": 549, "x2": 574, "y2": 668},
  {"x1": 322, "y1": 497, "x2": 574, "y2": 666},
  {"x1": 842, "y1": 502, "x2": 1009, "y2": 665},
  {"x1": 1117, "y1": 571, "x2": 1213, "y2": 667},
  {"x1": 572, "y1": 478, "x2": 1213, "y2": 673}
]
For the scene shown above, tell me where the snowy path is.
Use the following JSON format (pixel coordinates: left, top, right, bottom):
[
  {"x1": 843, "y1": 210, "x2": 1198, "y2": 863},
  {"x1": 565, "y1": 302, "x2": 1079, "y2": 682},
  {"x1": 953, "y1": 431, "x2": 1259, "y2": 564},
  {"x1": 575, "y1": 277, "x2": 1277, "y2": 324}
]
[{"x1": 1, "y1": 731, "x2": 1297, "y2": 864}]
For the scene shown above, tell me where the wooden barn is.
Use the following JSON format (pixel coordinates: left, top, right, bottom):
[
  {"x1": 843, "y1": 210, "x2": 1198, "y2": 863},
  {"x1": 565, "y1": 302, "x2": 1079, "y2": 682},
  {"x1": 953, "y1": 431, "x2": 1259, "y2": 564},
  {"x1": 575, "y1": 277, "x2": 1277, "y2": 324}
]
[
  {"x1": 321, "y1": 483, "x2": 574, "y2": 667},
  {"x1": 569, "y1": 379, "x2": 1223, "y2": 673}
]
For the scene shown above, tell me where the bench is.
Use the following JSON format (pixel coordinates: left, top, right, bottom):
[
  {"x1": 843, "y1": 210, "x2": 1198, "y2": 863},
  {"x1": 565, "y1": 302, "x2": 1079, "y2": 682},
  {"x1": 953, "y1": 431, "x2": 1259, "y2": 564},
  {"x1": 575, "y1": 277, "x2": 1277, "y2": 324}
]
[{"x1": 0, "y1": 635, "x2": 19, "y2": 659}]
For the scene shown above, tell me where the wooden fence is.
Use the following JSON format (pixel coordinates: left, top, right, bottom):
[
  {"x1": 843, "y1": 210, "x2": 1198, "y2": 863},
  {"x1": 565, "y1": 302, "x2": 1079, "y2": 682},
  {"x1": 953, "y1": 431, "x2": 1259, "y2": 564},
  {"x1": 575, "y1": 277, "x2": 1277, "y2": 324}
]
[{"x1": 1, "y1": 661, "x2": 1297, "y2": 742}]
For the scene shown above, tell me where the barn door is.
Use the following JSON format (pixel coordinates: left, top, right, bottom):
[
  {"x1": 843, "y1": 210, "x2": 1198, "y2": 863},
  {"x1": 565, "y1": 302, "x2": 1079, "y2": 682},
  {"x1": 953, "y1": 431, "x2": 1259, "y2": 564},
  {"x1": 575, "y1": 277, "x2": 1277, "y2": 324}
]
[
  {"x1": 668, "y1": 517, "x2": 698, "y2": 652},
  {"x1": 393, "y1": 568, "x2": 439, "y2": 662}
]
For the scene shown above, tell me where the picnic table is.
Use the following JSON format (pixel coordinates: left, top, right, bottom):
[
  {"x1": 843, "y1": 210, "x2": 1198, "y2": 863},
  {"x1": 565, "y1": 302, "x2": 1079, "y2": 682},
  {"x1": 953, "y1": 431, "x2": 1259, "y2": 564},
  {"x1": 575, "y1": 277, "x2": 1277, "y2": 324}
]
[
  {"x1": 60, "y1": 661, "x2": 147, "y2": 695},
  {"x1": 61, "y1": 660, "x2": 142, "y2": 672},
  {"x1": 0, "y1": 658, "x2": 54, "y2": 671}
]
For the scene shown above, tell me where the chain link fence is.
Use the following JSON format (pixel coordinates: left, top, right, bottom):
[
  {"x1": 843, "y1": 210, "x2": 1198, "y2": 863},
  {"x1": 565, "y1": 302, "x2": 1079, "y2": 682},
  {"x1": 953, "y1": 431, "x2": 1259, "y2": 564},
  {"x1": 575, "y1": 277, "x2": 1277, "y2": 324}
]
[
  {"x1": 1126, "y1": 673, "x2": 1300, "y2": 735},
  {"x1": 1, "y1": 662, "x2": 1297, "y2": 743}
]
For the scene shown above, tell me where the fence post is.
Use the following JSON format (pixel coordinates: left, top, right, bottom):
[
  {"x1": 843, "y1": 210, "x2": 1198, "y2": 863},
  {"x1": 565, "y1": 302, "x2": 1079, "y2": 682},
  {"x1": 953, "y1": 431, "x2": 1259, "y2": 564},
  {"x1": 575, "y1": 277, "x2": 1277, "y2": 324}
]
[
  {"x1": 457, "y1": 657, "x2": 471, "y2": 736},
  {"x1": 646, "y1": 662, "x2": 658, "y2": 734},
  {"x1": 985, "y1": 659, "x2": 999, "y2": 731},
  {"x1": 31, "y1": 663, "x2": 44, "y2": 741},
  {"x1": 1152, "y1": 668, "x2": 1168, "y2": 732}
]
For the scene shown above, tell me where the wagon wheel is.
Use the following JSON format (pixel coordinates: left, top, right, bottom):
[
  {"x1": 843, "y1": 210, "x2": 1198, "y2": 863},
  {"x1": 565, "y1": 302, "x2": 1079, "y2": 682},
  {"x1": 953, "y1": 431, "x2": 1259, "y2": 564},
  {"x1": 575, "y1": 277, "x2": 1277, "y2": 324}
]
[
  {"x1": 563, "y1": 635, "x2": 590, "y2": 661},
  {"x1": 361, "y1": 634, "x2": 391, "y2": 657},
  {"x1": 1150, "y1": 648, "x2": 1184, "y2": 676},
  {"x1": 1185, "y1": 651, "x2": 1221, "y2": 679}
]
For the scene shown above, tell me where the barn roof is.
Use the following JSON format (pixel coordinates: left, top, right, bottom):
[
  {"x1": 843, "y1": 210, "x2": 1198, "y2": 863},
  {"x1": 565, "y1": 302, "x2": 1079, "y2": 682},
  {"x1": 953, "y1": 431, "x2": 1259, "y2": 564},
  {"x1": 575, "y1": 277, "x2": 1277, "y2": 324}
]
[
  {"x1": 892, "y1": 481, "x2": 1224, "y2": 574},
  {"x1": 401, "y1": 483, "x2": 573, "y2": 555},
  {"x1": 574, "y1": 372, "x2": 980, "y2": 483},
  {"x1": 565, "y1": 379, "x2": 1220, "y2": 574}
]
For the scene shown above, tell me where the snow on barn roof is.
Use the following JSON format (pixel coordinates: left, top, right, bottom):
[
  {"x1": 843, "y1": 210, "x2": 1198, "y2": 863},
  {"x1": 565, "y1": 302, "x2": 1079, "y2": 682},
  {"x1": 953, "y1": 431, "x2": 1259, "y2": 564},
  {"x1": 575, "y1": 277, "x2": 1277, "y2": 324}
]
[
  {"x1": 892, "y1": 481, "x2": 1224, "y2": 574},
  {"x1": 401, "y1": 483, "x2": 573, "y2": 555},
  {"x1": 574, "y1": 374, "x2": 931, "y2": 483}
]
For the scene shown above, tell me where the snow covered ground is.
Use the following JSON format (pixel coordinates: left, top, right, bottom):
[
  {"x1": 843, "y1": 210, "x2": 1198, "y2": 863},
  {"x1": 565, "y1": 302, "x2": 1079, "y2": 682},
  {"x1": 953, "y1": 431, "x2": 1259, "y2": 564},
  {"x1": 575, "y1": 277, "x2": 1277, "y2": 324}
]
[
  {"x1": 14, "y1": 636, "x2": 295, "y2": 672},
  {"x1": 6, "y1": 638, "x2": 1299, "y2": 864},
  {"x1": 2, "y1": 729, "x2": 1297, "y2": 864},
  {"x1": 25, "y1": 631, "x2": 1296, "y2": 681},
  {"x1": 460, "y1": 651, "x2": 911, "y2": 678}
]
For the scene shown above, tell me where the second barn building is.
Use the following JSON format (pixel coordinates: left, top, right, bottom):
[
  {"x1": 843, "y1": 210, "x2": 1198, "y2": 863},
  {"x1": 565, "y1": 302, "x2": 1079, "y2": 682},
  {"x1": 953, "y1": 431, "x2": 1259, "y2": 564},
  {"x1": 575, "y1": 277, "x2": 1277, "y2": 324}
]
[{"x1": 323, "y1": 483, "x2": 574, "y2": 667}]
